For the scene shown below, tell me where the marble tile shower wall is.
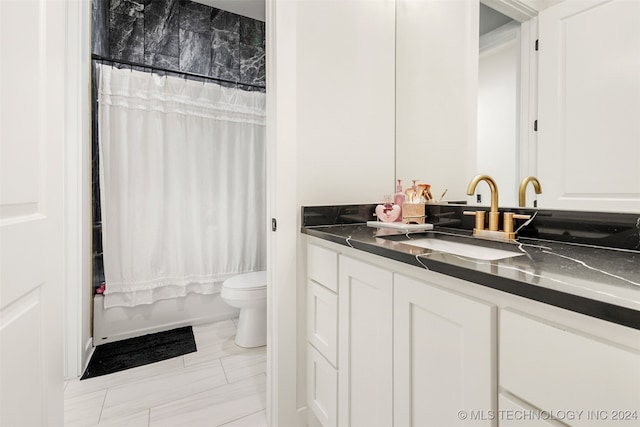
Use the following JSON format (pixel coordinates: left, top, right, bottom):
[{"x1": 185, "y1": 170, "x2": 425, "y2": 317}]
[
  {"x1": 92, "y1": 0, "x2": 109, "y2": 56},
  {"x1": 90, "y1": 0, "x2": 265, "y2": 290},
  {"x1": 92, "y1": 0, "x2": 266, "y2": 88}
]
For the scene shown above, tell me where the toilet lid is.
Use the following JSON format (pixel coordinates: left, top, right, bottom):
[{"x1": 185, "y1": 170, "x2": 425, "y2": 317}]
[{"x1": 223, "y1": 271, "x2": 267, "y2": 290}]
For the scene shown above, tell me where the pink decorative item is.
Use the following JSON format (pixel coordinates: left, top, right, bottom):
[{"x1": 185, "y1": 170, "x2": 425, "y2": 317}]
[{"x1": 376, "y1": 195, "x2": 401, "y2": 223}]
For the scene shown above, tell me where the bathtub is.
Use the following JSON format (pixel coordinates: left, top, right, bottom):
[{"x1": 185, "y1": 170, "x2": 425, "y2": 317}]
[{"x1": 93, "y1": 290, "x2": 239, "y2": 344}]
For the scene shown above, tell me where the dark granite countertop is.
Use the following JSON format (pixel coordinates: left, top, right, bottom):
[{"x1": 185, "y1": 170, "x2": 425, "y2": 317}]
[{"x1": 302, "y1": 222, "x2": 640, "y2": 330}]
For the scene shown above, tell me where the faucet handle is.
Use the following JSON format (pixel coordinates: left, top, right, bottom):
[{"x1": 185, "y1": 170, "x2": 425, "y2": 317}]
[
  {"x1": 503, "y1": 213, "x2": 532, "y2": 234},
  {"x1": 513, "y1": 214, "x2": 531, "y2": 221},
  {"x1": 464, "y1": 210, "x2": 486, "y2": 231}
]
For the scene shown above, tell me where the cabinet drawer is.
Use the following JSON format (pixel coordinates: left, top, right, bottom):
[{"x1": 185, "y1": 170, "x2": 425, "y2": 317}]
[
  {"x1": 308, "y1": 243, "x2": 338, "y2": 292},
  {"x1": 499, "y1": 394, "x2": 560, "y2": 427},
  {"x1": 308, "y1": 280, "x2": 338, "y2": 366},
  {"x1": 500, "y1": 309, "x2": 640, "y2": 426},
  {"x1": 308, "y1": 344, "x2": 338, "y2": 427}
]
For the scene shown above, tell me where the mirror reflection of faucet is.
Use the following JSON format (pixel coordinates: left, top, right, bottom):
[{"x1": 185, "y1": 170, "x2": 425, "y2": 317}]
[
  {"x1": 519, "y1": 176, "x2": 542, "y2": 207},
  {"x1": 464, "y1": 174, "x2": 531, "y2": 241},
  {"x1": 466, "y1": 174, "x2": 500, "y2": 230}
]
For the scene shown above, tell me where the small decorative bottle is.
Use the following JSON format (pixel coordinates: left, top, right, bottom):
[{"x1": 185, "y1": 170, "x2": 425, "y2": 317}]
[{"x1": 394, "y1": 180, "x2": 405, "y2": 222}]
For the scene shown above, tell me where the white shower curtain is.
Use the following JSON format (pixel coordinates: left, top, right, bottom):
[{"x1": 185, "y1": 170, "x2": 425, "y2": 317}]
[{"x1": 97, "y1": 64, "x2": 266, "y2": 308}]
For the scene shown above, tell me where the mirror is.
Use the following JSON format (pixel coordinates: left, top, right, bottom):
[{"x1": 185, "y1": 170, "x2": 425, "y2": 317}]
[
  {"x1": 395, "y1": 0, "x2": 640, "y2": 213},
  {"x1": 395, "y1": 0, "x2": 525, "y2": 207},
  {"x1": 477, "y1": 4, "x2": 519, "y2": 207},
  {"x1": 396, "y1": 0, "x2": 480, "y2": 205}
]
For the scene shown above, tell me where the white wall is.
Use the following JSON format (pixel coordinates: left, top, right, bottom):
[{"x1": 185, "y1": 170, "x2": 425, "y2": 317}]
[
  {"x1": 295, "y1": 0, "x2": 396, "y2": 415},
  {"x1": 269, "y1": 0, "x2": 396, "y2": 423},
  {"x1": 194, "y1": 0, "x2": 265, "y2": 21},
  {"x1": 296, "y1": 0, "x2": 396, "y2": 206}
]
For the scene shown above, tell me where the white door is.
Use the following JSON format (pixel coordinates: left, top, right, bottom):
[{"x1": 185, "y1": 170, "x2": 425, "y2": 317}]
[
  {"x1": 0, "y1": 1, "x2": 66, "y2": 426},
  {"x1": 537, "y1": 0, "x2": 640, "y2": 212}
]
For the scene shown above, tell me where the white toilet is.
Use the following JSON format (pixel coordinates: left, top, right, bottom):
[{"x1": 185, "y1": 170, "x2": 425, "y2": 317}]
[{"x1": 220, "y1": 270, "x2": 267, "y2": 348}]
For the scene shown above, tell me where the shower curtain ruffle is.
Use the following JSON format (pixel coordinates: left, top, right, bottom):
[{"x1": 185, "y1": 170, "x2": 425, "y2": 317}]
[
  {"x1": 97, "y1": 65, "x2": 266, "y2": 308},
  {"x1": 98, "y1": 69, "x2": 266, "y2": 126}
]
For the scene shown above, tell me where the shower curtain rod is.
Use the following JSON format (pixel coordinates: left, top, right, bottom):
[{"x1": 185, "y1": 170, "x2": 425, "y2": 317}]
[{"x1": 91, "y1": 54, "x2": 266, "y2": 90}]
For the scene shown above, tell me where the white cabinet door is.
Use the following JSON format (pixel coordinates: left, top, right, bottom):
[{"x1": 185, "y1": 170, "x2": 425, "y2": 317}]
[
  {"x1": 0, "y1": 1, "x2": 67, "y2": 426},
  {"x1": 394, "y1": 274, "x2": 497, "y2": 427},
  {"x1": 537, "y1": 0, "x2": 640, "y2": 212},
  {"x1": 338, "y1": 256, "x2": 393, "y2": 427},
  {"x1": 308, "y1": 344, "x2": 338, "y2": 427}
]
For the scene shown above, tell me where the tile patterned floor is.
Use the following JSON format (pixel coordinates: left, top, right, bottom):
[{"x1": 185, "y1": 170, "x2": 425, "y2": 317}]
[{"x1": 64, "y1": 320, "x2": 267, "y2": 427}]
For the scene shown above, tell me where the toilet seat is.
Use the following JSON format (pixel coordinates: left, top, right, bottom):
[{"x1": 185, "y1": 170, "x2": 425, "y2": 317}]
[
  {"x1": 222, "y1": 271, "x2": 266, "y2": 290},
  {"x1": 221, "y1": 286, "x2": 266, "y2": 302},
  {"x1": 221, "y1": 271, "x2": 267, "y2": 304}
]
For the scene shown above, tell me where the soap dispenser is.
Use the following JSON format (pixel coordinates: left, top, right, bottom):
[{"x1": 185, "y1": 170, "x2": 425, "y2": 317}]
[{"x1": 394, "y1": 180, "x2": 405, "y2": 221}]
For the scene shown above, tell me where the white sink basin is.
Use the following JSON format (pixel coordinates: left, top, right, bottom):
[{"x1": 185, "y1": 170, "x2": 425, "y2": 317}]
[{"x1": 402, "y1": 238, "x2": 523, "y2": 261}]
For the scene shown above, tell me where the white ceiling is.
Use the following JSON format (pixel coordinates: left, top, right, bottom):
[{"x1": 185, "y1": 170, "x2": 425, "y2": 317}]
[
  {"x1": 193, "y1": 0, "x2": 265, "y2": 22},
  {"x1": 194, "y1": 2, "x2": 521, "y2": 31},
  {"x1": 479, "y1": 4, "x2": 513, "y2": 35}
]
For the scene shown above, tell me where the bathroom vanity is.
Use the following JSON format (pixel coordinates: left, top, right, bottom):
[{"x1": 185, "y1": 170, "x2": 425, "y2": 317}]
[{"x1": 302, "y1": 205, "x2": 640, "y2": 427}]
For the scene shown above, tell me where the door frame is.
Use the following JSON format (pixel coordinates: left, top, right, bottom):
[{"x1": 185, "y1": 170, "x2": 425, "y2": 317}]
[
  {"x1": 64, "y1": 0, "x2": 93, "y2": 381},
  {"x1": 65, "y1": 1, "x2": 301, "y2": 426},
  {"x1": 265, "y1": 0, "x2": 300, "y2": 425},
  {"x1": 481, "y1": 0, "x2": 541, "y2": 181}
]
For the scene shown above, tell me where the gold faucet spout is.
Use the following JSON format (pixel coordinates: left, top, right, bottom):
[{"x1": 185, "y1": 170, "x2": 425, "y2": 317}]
[
  {"x1": 466, "y1": 174, "x2": 499, "y2": 213},
  {"x1": 466, "y1": 174, "x2": 500, "y2": 231},
  {"x1": 518, "y1": 176, "x2": 542, "y2": 207}
]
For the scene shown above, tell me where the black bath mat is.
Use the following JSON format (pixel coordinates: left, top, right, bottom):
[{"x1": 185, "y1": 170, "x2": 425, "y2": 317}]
[{"x1": 81, "y1": 326, "x2": 197, "y2": 380}]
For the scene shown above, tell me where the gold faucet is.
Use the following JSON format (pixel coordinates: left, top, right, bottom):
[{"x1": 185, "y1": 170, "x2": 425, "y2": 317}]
[
  {"x1": 466, "y1": 174, "x2": 500, "y2": 231},
  {"x1": 518, "y1": 176, "x2": 542, "y2": 207},
  {"x1": 464, "y1": 174, "x2": 531, "y2": 241}
]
